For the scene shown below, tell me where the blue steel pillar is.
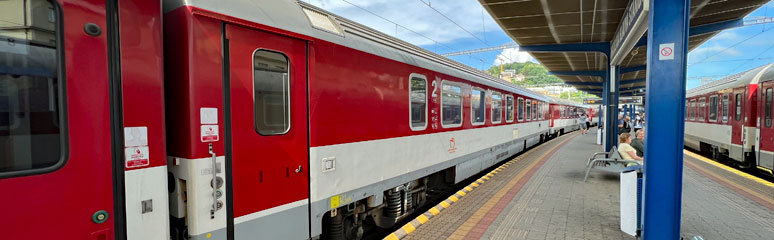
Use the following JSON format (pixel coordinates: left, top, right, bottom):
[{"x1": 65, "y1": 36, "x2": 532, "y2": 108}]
[
  {"x1": 642, "y1": 0, "x2": 689, "y2": 239},
  {"x1": 605, "y1": 65, "x2": 620, "y2": 151}
]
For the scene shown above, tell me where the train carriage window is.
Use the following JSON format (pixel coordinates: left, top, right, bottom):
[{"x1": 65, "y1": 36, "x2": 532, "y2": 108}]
[
  {"x1": 766, "y1": 88, "x2": 772, "y2": 127},
  {"x1": 689, "y1": 99, "x2": 696, "y2": 120},
  {"x1": 441, "y1": 82, "x2": 463, "y2": 127},
  {"x1": 505, "y1": 95, "x2": 514, "y2": 123},
  {"x1": 254, "y1": 50, "x2": 291, "y2": 135},
  {"x1": 722, "y1": 94, "x2": 729, "y2": 122},
  {"x1": 735, "y1": 93, "x2": 742, "y2": 121},
  {"x1": 409, "y1": 74, "x2": 427, "y2": 130},
  {"x1": 470, "y1": 87, "x2": 485, "y2": 125},
  {"x1": 1, "y1": 0, "x2": 64, "y2": 177},
  {"x1": 709, "y1": 95, "x2": 718, "y2": 122},
  {"x1": 538, "y1": 103, "x2": 543, "y2": 120},
  {"x1": 697, "y1": 97, "x2": 706, "y2": 121},
  {"x1": 491, "y1": 92, "x2": 502, "y2": 124},
  {"x1": 525, "y1": 100, "x2": 531, "y2": 121},
  {"x1": 517, "y1": 97, "x2": 524, "y2": 121},
  {"x1": 532, "y1": 102, "x2": 537, "y2": 120},
  {"x1": 685, "y1": 101, "x2": 689, "y2": 120}
]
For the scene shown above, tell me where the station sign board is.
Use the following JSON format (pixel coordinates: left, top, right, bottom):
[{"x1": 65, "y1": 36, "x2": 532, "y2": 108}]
[
  {"x1": 583, "y1": 98, "x2": 603, "y2": 105},
  {"x1": 610, "y1": 0, "x2": 649, "y2": 65},
  {"x1": 621, "y1": 96, "x2": 643, "y2": 104},
  {"x1": 583, "y1": 96, "x2": 643, "y2": 105}
]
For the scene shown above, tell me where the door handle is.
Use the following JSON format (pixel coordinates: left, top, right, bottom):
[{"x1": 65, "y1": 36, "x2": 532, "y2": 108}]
[{"x1": 295, "y1": 165, "x2": 303, "y2": 173}]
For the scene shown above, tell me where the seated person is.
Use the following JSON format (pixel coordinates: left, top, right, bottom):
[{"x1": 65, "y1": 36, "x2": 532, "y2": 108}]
[
  {"x1": 630, "y1": 130, "x2": 645, "y2": 157},
  {"x1": 618, "y1": 133, "x2": 643, "y2": 163}
]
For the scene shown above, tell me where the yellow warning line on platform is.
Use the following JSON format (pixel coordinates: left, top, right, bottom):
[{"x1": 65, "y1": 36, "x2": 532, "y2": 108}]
[
  {"x1": 382, "y1": 133, "x2": 578, "y2": 240},
  {"x1": 683, "y1": 150, "x2": 774, "y2": 188}
]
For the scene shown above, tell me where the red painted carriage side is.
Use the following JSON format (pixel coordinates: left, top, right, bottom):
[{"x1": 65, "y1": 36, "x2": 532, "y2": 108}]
[
  {"x1": 2, "y1": 0, "x2": 117, "y2": 238},
  {"x1": 119, "y1": 0, "x2": 166, "y2": 169},
  {"x1": 163, "y1": 8, "x2": 225, "y2": 159},
  {"x1": 308, "y1": 39, "x2": 546, "y2": 147}
]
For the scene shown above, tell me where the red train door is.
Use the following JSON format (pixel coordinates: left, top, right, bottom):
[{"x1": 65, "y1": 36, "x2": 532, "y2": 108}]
[
  {"x1": 225, "y1": 24, "x2": 310, "y2": 239},
  {"x1": 759, "y1": 81, "x2": 774, "y2": 171},
  {"x1": 1, "y1": 0, "x2": 119, "y2": 239},
  {"x1": 730, "y1": 88, "x2": 745, "y2": 160}
]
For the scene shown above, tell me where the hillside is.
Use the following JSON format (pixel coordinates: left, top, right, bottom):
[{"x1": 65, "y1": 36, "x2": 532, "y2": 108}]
[{"x1": 488, "y1": 62, "x2": 563, "y2": 86}]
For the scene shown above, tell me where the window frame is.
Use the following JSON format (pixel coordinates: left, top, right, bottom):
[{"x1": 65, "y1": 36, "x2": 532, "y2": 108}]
[
  {"x1": 470, "y1": 87, "x2": 486, "y2": 126},
  {"x1": 735, "y1": 93, "x2": 742, "y2": 121},
  {"x1": 525, "y1": 99, "x2": 532, "y2": 121},
  {"x1": 766, "y1": 88, "x2": 773, "y2": 128},
  {"x1": 440, "y1": 80, "x2": 464, "y2": 128},
  {"x1": 408, "y1": 73, "x2": 428, "y2": 131},
  {"x1": 689, "y1": 99, "x2": 696, "y2": 120},
  {"x1": 708, "y1": 95, "x2": 718, "y2": 122},
  {"x1": 697, "y1": 97, "x2": 706, "y2": 121},
  {"x1": 1, "y1": 0, "x2": 68, "y2": 179},
  {"x1": 491, "y1": 91, "x2": 503, "y2": 124},
  {"x1": 505, "y1": 95, "x2": 515, "y2": 123},
  {"x1": 722, "y1": 94, "x2": 729, "y2": 123},
  {"x1": 532, "y1": 101, "x2": 538, "y2": 120},
  {"x1": 517, "y1": 97, "x2": 524, "y2": 121},
  {"x1": 253, "y1": 49, "x2": 292, "y2": 136}
]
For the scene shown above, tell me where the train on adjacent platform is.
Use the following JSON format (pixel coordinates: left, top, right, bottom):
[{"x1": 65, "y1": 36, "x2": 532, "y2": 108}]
[
  {"x1": 684, "y1": 63, "x2": 774, "y2": 176},
  {"x1": 0, "y1": 0, "x2": 593, "y2": 239}
]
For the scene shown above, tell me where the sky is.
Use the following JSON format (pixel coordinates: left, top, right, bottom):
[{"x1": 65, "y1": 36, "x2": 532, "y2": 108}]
[{"x1": 301, "y1": 0, "x2": 774, "y2": 90}]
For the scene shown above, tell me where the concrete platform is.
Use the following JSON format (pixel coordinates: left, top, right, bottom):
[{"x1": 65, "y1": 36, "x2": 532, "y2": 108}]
[{"x1": 400, "y1": 132, "x2": 774, "y2": 240}]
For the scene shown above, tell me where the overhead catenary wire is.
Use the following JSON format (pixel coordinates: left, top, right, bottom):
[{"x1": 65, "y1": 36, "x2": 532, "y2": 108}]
[{"x1": 337, "y1": 0, "x2": 493, "y2": 69}]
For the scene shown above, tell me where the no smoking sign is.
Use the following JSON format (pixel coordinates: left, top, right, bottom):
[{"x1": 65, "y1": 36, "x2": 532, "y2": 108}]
[{"x1": 659, "y1": 43, "x2": 675, "y2": 60}]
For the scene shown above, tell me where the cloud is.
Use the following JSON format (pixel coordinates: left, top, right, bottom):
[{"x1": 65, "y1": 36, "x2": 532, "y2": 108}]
[
  {"x1": 493, "y1": 48, "x2": 535, "y2": 65},
  {"x1": 301, "y1": 0, "x2": 502, "y2": 47}
]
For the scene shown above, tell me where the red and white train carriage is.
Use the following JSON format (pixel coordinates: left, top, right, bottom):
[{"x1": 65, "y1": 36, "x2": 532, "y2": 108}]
[
  {"x1": 1, "y1": 0, "x2": 587, "y2": 239},
  {"x1": 684, "y1": 63, "x2": 774, "y2": 175},
  {"x1": 547, "y1": 98, "x2": 591, "y2": 137}
]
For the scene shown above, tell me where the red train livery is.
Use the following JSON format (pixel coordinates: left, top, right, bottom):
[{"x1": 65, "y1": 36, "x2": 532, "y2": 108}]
[
  {"x1": 0, "y1": 0, "x2": 591, "y2": 239},
  {"x1": 684, "y1": 63, "x2": 774, "y2": 175}
]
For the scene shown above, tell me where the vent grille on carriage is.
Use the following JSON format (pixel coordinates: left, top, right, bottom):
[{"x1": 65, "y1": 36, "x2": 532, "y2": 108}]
[{"x1": 301, "y1": 7, "x2": 344, "y2": 36}]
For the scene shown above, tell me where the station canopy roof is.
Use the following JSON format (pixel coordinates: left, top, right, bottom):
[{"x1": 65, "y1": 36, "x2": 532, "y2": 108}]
[{"x1": 480, "y1": 0, "x2": 770, "y2": 95}]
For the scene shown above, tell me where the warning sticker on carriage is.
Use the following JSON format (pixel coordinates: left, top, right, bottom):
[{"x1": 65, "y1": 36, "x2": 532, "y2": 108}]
[
  {"x1": 125, "y1": 146, "x2": 150, "y2": 168},
  {"x1": 201, "y1": 125, "x2": 219, "y2": 142}
]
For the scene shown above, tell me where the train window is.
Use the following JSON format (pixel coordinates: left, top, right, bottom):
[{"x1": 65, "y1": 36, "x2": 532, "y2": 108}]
[
  {"x1": 525, "y1": 100, "x2": 532, "y2": 121},
  {"x1": 505, "y1": 95, "x2": 514, "y2": 123},
  {"x1": 470, "y1": 87, "x2": 485, "y2": 125},
  {"x1": 735, "y1": 93, "x2": 742, "y2": 121},
  {"x1": 685, "y1": 101, "x2": 689, "y2": 120},
  {"x1": 532, "y1": 102, "x2": 537, "y2": 120},
  {"x1": 689, "y1": 99, "x2": 696, "y2": 120},
  {"x1": 708, "y1": 95, "x2": 718, "y2": 122},
  {"x1": 1, "y1": 0, "x2": 64, "y2": 178},
  {"x1": 517, "y1": 98, "x2": 524, "y2": 121},
  {"x1": 491, "y1": 92, "x2": 502, "y2": 124},
  {"x1": 441, "y1": 82, "x2": 463, "y2": 128},
  {"x1": 766, "y1": 88, "x2": 772, "y2": 127},
  {"x1": 409, "y1": 74, "x2": 427, "y2": 130},
  {"x1": 254, "y1": 50, "x2": 291, "y2": 135},
  {"x1": 722, "y1": 94, "x2": 729, "y2": 123},
  {"x1": 697, "y1": 97, "x2": 706, "y2": 121}
]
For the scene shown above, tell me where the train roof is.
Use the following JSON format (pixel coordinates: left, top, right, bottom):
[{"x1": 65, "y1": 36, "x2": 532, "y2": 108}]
[
  {"x1": 686, "y1": 63, "x2": 774, "y2": 97},
  {"x1": 547, "y1": 97, "x2": 587, "y2": 108},
  {"x1": 163, "y1": 0, "x2": 550, "y2": 102}
]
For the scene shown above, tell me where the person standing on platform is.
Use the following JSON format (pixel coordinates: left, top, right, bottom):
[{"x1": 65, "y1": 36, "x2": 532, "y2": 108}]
[
  {"x1": 634, "y1": 113, "x2": 644, "y2": 133},
  {"x1": 630, "y1": 130, "x2": 645, "y2": 157},
  {"x1": 579, "y1": 113, "x2": 589, "y2": 135},
  {"x1": 619, "y1": 116, "x2": 631, "y2": 135}
]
